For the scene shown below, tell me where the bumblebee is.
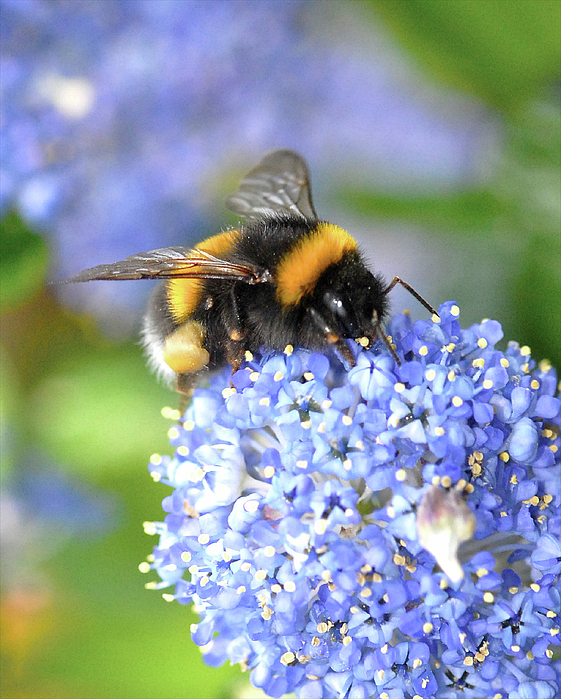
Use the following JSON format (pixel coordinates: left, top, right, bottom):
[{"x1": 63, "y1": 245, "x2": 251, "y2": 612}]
[{"x1": 68, "y1": 150, "x2": 437, "y2": 395}]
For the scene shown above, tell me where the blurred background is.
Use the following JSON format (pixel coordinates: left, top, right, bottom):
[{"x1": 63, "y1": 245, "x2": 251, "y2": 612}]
[{"x1": 1, "y1": 1, "x2": 559, "y2": 697}]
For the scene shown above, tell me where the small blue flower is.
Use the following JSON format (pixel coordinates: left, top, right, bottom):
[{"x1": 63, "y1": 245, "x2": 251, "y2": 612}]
[{"x1": 144, "y1": 303, "x2": 561, "y2": 698}]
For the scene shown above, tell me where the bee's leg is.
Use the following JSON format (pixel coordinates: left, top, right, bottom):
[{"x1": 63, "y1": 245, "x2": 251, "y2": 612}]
[
  {"x1": 384, "y1": 277, "x2": 439, "y2": 318},
  {"x1": 174, "y1": 373, "x2": 197, "y2": 421},
  {"x1": 308, "y1": 307, "x2": 356, "y2": 368},
  {"x1": 372, "y1": 323, "x2": 401, "y2": 365},
  {"x1": 226, "y1": 284, "x2": 245, "y2": 344},
  {"x1": 224, "y1": 285, "x2": 248, "y2": 383}
]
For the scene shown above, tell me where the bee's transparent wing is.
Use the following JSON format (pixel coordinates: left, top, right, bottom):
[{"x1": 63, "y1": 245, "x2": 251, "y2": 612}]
[
  {"x1": 64, "y1": 246, "x2": 268, "y2": 284},
  {"x1": 225, "y1": 149, "x2": 318, "y2": 221}
]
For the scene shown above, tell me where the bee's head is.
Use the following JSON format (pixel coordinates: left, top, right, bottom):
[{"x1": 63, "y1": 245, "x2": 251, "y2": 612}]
[{"x1": 313, "y1": 254, "x2": 389, "y2": 342}]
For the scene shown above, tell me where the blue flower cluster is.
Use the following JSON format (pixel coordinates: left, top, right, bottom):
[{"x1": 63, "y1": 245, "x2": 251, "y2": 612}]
[{"x1": 144, "y1": 302, "x2": 560, "y2": 699}]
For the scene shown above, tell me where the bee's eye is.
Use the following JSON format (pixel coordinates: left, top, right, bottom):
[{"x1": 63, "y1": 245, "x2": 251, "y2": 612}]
[{"x1": 323, "y1": 291, "x2": 346, "y2": 319}]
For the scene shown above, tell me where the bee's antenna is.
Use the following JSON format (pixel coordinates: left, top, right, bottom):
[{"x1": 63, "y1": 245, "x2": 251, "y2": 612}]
[{"x1": 384, "y1": 277, "x2": 439, "y2": 319}]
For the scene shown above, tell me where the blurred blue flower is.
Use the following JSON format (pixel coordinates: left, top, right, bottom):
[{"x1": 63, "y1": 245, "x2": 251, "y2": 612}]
[
  {"x1": 144, "y1": 302, "x2": 561, "y2": 698},
  {"x1": 1, "y1": 0, "x2": 493, "y2": 322}
]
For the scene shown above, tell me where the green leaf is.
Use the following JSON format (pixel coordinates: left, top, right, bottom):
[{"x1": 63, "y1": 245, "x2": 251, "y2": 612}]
[
  {"x1": 0, "y1": 211, "x2": 50, "y2": 311},
  {"x1": 340, "y1": 188, "x2": 506, "y2": 232},
  {"x1": 371, "y1": 0, "x2": 561, "y2": 110}
]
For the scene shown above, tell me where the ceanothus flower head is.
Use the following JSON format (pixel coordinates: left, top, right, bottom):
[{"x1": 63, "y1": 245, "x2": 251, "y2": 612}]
[{"x1": 143, "y1": 302, "x2": 561, "y2": 699}]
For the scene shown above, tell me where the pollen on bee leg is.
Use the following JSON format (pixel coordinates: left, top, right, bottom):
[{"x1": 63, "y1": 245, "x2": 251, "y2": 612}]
[
  {"x1": 229, "y1": 329, "x2": 243, "y2": 341},
  {"x1": 326, "y1": 332, "x2": 339, "y2": 344},
  {"x1": 356, "y1": 336, "x2": 369, "y2": 347}
]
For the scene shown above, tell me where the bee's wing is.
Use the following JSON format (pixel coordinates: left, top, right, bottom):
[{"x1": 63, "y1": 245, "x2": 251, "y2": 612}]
[
  {"x1": 64, "y1": 246, "x2": 269, "y2": 284},
  {"x1": 225, "y1": 149, "x2": 318, "y2": 221}
]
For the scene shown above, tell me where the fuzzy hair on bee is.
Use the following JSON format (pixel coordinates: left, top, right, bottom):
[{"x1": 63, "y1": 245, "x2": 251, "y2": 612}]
[{"x1": 66, "y1": 150, "x2": 437, "y2": 397}]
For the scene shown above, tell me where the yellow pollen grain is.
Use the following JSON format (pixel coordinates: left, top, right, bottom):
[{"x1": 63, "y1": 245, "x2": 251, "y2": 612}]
[
  {"x1": 550, "y1": 628, "x2": 560, "y2": 636},
  {"x1": 273, "y1": 371, "x2": 284, "y2": 382},
  {"x1": 511, "y1": 644, "x2": 521, "y2": 653},
  {"x1": 509, "y1": 586, "x2": 519, "y2": 594},
  {"x1": 317, "y1": 422, "x2": 326, "y2": 433},
  {"x1": 150, "y1": 471, "x2": 162, "y2": 482},
  {"x1": 284, "y1": 581, "x2": 296, "y2": 592},
  {"x1": 168, "y1": 427, "x2": 179, "y2": 439},
  {"x1": 448, "y1": 370, "x2": 456, "y2": 382},
  {"x1": 452, "y1": 396, "x2": 463, "y2": 407},
  {"x1": 317, "y1": 622, "x2": 328, "y2": 634},
  {"x1": 439, "y1": 579, "x2": 449, "y2": 590},
  {"x1": 144, "y1": 581, "x2": 157, "y2": 590},
  {"x1": 177, "y1": 446, "x2": 190, "y2": 458},
  {"x1": 244, "y1": 350, "x2": 254, "y2": 361},
  {"x1": 263, "y1": 546, "x2": 276, "y2": 558},
  {"x1": 284, "y1": 344, "x2": 293, "y2": 356},
  {"x1": 164, "y1": 563, "x2": 177, "y2": 572},
  {"x1": 377, "y1": 670, "x2": 385, "y2": 681},
  {"x1": 161, "y1": 407, "x2": 174, "y2": 419},
  {"x1": 483, "y1": 592, "x2": 495, "y2": 603},
  {"x1": 500, "y1": 358, "x2": 510, "y2": 368},
  {"x1": 271, "y1": 584, "x2": 281, "y2": 594},
  {"x1": 184, "y1": 420, "x2": 195, "y2": 431},
  {"x1": 263, "y1": 465, "x2": 275, "y2": 479},
  {"x1": 432, "y1": 313, "x2": 441, "y2": 324},
  {"x1": 419, "y1": 345, "x2": 429, "y2": 356},
  {"x1": 322, "y1": 399, "x2": 332, "y2": 410},
  {"x1": 520, "y1": 345, "x2": 531, "y2": 356},
  {"x1": 261, "y1": 606, "x2": 272, "y2": 620},
  {"x1": 303, "y1": 371, "x2": 314, "y2": 381},
  {"x1": 530, "y1": 379, "x2": 540, "y2": 390},
  {"x1": 222, "y1": 387, "x2": 236, "y2": 399},
  {"x1": 296, "y1": 460, "x2": 308, "y2": 469},
  {"x1": 281, "y1": 652, "x2": 295, "y2": 666},
  {"x1": 244, "y1": 499, "x2": 259, "y2": 514},
  {"x1": 150, "y1": 453, "x2": 162, "y2": 465},
  {"x1": 550, "y1": 444, "x2": 558, "y2": 453},
  {"x1": 425, "y1": 369, "x2": 436, "y2": 382},
  {"x1": 138, "y1": 562, "x2": 151, "y2": 573},
  {"x1": 477, "y1": 338, "x2": 488, "y2": 349},
  {"x1": 500, "y1": 511, "x2": 508, "y2": 517},
  {"x1": 314, "y1": 519, "x2": 328, "y2": 535},
  {"x1": 472, "y1": 357, "x2": 485, "y2": 368},
  {"x1": 394, "y1": 382, "x2": 406, "y2": 393},
  {"x1": 393, "y1": 554, "x2": 406, "y2": 566},
  {"x1": 162, "y1": 593, "x2": 175, "y2": 602},
  {"x1": 342, "y1": 415, "x2": 353, "y2": 426},
  {"x1": 423, "y1": 622, "x2": 434, "y2": 634},
  {"x1": 343, "y1": 459, "x2": 352, "y2": 471},
  {"x1": 530, "y1": 583, "x2": 540, "y2": 592},
  {"x1": 434, "y1": 426, "x2": 446, "y2": 437},
  {"x1": 463, "y1": 655, "x2": 474, "y2": 666},
  {"x1": 222, "y1": 550, "x2": 231, "y2": 562},
  {"x1": 360, "y1": 588, "x2": 372, "y2": 598},
  {"x1": 396, "y1": 469, "x2": 407, "y2": 482},
  {"x1": 450, "y1": 305, "x2": 460, "y2": 316},
  {"x1": 255, "y1": 570, "x2": 267, "y2": 582},
  {"x1": 249, "y1": 371, "x2": 260, "y2": 382},
  {"x1": 476, "y1": 568, "x2": 488, "y2": 578},
  {"x1": 198, "y1": 533, "x2": 210, "y2": 545},
  {"x1": 240, "y1": 562, "x2": 251, "y2": 572},
  {"x1": 143, "y1": 521, "x2": 157, "y2": 535},
  {"x1": 521, "y1": 362, "x2": 530, "y2": 373},
  {"x1": 380, "y1": 644, "x2": 389, "y2": 654},
  {"x1": 543, "y1": 494, "x2": 553, "y2": 504},
  {"x1": 342, "y1": 636, "x2": 352, "y2": 646},
  {"x1": 372, "y1": 573, "x2": 382, "y2": 583},
  {"x1": 199, "y1": 576, "x2": 210, "y2": 587},
  {"x1": 499, "y1": 451, "x2": 510, "y2": 462},
  {"x1": 236, "y1": 585, "x2": 246, "y2": 595},
  {"x1": 412, "y1": 658, "x2": 422, "y2": 669},
  {"x1": 482, "y1": 379, "x2": 494, "y2": 389},
  {"x1": 301, "y1": 420, "x2": 312, "y2": 429}
]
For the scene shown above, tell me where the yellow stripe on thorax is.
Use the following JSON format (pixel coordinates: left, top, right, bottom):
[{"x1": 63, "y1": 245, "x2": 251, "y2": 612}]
[
  {"x1": 167, "y1": 229, "x2": 240, "y2": 322},
  {"x1": 276, "y1": 223, "x2": 357, "y2": 306}
]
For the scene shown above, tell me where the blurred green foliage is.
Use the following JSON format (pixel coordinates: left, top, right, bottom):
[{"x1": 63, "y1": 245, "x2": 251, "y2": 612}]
[{"x1": 1, "y1": 2, "x2": 559, "y2": 698}]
